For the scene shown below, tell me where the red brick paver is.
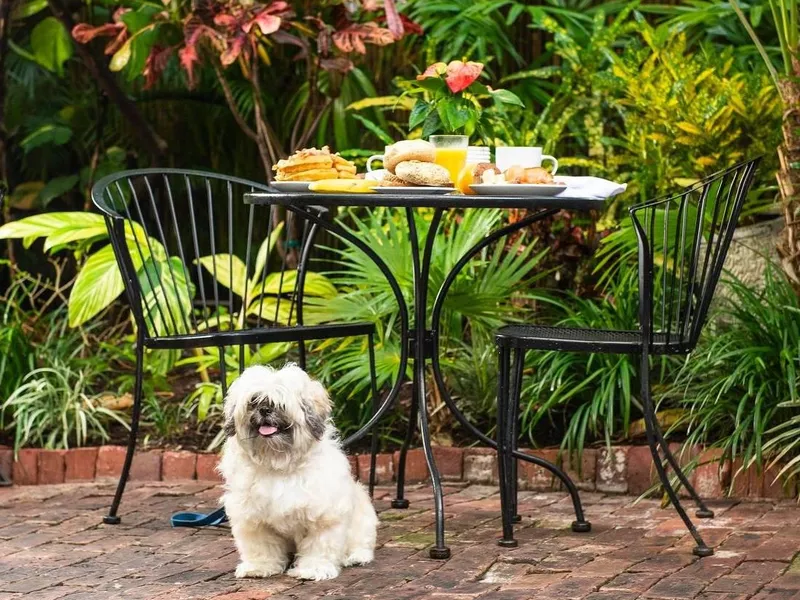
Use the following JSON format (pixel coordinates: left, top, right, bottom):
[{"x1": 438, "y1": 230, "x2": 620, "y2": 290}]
[{"x1": 1, "y1": 482, "x2": 799, "y2": 599}]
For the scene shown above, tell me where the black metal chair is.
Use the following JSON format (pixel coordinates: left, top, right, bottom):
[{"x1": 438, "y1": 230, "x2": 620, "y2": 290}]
[
  {"x1": 494, "y1": 157, "x2": 761, "y2": 556},
  {"x1": 92, "y1": 168, "x2": 380, "y2": 524}
]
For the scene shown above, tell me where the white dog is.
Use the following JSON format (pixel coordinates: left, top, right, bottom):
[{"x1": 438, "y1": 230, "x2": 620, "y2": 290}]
[{"x1": 219, "y1": 364, "x2": 378, "y2": 581}]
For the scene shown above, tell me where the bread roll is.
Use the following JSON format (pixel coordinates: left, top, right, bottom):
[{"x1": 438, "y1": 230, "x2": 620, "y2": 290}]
[
  {"x1": 395, "y1": 160, "x2": 452, "y2": 187},
  {"x1": 384, "y1": 140, "x2": 436, "y2": 173}
]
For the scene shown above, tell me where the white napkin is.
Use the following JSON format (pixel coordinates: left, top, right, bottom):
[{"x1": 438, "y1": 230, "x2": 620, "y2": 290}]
[{"x1": 554, "y1": 176, "x2": 627, "y2": 200}]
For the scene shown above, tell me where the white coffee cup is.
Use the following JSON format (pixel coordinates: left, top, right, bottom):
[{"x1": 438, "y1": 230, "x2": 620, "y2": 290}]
[
  {"x1": 366, "y1": 147, "x2": 391, "y2": 172},
  {"x1": 495, "y1": 146, "x2": 558, "y2": 174}
]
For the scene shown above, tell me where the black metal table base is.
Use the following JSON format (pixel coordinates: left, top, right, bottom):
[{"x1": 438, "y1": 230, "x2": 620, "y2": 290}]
[{"x1": 244, "y1": 192, "x2": 605, "y2": 559}]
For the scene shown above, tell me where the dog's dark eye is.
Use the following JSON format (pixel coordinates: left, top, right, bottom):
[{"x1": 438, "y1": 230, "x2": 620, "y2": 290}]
[{"x1": 249, "y1": 395, "x2": 261, "y2": 406}]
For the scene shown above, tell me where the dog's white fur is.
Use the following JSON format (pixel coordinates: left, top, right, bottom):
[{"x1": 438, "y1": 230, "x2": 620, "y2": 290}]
[{"x1": 219, "y1": 364, "x2": 378, "y2": 581}]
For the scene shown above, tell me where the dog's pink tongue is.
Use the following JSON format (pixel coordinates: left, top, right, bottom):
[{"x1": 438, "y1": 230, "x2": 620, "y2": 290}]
[{"x1": 258, "y1": 425, "x2": 278, "y2": 436}]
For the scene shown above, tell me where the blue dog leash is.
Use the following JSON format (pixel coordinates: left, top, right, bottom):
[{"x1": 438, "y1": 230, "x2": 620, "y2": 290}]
[{"x1": 171, "y1": 507, "x2": 228, "y2": 527}]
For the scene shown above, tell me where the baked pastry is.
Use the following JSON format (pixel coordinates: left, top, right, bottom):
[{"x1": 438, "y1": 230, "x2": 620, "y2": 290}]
[
  {"x1": 276, "y1": 168, "x2": 340, "y2": 181},
  {"x1": 384, "y1": 140, "x2": 436, "y2": 174},
  {"x1": 395, "y1": 160, "x2": 452, "y2": 187},
  {"x1": 522, "y1": 167, "x2": 553, "y2": 184},
  {"x1": 381, "y1": 172, "x2": 408, "y2": 187},
  {"x1": 273, "y1": 146, "x2": 358, "y2": 181},
  {"x1": 503, "y1": 164, "x2": 554, "y2": 184},
  {"x1": 333, "y1": 154, "x2": 358, "y2": 179}
]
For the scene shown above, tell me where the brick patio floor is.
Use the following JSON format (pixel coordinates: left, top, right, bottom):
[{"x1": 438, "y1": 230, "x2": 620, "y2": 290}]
[{"x1": 1, "y1": 481, "x2": 800, "y2": 600}]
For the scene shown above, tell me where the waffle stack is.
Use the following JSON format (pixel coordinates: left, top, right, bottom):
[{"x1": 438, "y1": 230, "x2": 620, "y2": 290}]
[{"x1": 273, "y1": 147, "x2": 357, "y2": 181}]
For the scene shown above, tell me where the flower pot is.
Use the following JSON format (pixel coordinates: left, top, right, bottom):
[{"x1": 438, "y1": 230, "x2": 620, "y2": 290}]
[{"x1": 712, "y1": 215, "x2": 783, "y2": 305}]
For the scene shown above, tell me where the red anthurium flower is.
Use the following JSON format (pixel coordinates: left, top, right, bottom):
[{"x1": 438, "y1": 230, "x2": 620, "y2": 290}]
[
  {"x1": 417, "y1": 61, "x2": 446, "y2": 80},
  {"x1": 444, "y1": 60, "x2": 483, "y2": 93}
]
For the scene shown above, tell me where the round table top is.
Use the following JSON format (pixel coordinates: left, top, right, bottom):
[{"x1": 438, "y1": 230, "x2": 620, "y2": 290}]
[{"x1": 243, "y1": 190, "x2": 605, "y2": 211}]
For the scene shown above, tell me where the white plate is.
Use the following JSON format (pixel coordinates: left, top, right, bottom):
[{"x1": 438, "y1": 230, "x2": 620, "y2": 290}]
[
  {"x1": 271, "y1": 181, "x2": 311, "y2": 192},
  {"x1": 373, "y1": 186, "x2": 454, "y2": 195},
  {"x1": 470, "y1": 183, "x2": 568, "y2": 196}
]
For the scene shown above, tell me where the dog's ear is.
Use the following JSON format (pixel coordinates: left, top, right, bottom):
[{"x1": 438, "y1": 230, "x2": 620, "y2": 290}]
[{"x1": 302, "y1": 379, "x2": 331, "y2": 440}]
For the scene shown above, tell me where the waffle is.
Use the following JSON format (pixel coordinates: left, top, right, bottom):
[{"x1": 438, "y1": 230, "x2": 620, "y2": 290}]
[
  {"x1": 275, "y1": 168, "x2": 340, "y2": 182},
  {"x1": 273, "y1": 147, "x2": 358, "y2": 182}
]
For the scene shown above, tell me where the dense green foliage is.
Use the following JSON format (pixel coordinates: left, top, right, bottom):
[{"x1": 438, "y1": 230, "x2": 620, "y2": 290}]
[{"x1": 1, "y1": 0, "x2": 798, "y2": 492}]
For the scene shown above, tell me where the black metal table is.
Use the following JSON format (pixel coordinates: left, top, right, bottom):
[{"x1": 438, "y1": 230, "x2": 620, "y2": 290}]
[{"x1": 244, "y1": 191, "x2": 604, "y2": 559}]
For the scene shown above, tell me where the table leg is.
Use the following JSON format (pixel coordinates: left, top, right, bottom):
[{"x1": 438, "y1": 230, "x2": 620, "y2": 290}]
[
  {"x1": 392, "y1": 375, "x2": 418, "y2": 509},
  {"x1": 406, "y1": 207, "x2": 450, "y2": 560}
]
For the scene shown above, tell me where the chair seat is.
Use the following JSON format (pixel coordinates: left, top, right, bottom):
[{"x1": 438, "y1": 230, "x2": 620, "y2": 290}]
[
  {"x1": 144, "y1": 322, "x2": 375, "y2": 350},
  {"x1": 495, "y1": 324, "x2": 681, "y2": 354}
]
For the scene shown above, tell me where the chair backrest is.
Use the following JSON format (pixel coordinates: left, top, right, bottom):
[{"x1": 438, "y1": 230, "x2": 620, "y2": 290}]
[
  {"x1": 629, "y1": 157, "x2": 761, "y2": 353},
  {"x1": 91, "y1": 168, "x2": 320, "y2": 343}
]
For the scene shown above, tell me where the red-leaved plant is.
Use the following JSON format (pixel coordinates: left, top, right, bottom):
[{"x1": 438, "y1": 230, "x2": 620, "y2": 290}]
[{"x1": 71, "y1": 0, "x2": 412, "y2": 175}]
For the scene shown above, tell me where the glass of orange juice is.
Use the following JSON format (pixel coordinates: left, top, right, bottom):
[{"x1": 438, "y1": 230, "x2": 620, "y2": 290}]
[{"x1": 430, "y1": 135, "x2": 468, "y2": 185}]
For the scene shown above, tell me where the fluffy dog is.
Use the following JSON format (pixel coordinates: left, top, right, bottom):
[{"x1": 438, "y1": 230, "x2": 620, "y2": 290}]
[{"x1": 219, "y1": 364, "x2": 378, "y2": 581}]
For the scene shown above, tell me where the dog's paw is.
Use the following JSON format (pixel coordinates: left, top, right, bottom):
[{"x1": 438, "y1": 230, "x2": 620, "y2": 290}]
[
  {"x1": 235, "y1": 561, "x2": 286, "y2": 579},
  {"x1": 287, "y1": 560, "x2": 340, "y2": 581},
  {"x1": 343, "y1": 549, "x2": 373, "y2": 567}
]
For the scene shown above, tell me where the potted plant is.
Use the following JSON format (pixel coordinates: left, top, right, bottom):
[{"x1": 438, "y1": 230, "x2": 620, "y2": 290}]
[{"x1": 405, "y1": 60, "x2": 524, "y2": 141}]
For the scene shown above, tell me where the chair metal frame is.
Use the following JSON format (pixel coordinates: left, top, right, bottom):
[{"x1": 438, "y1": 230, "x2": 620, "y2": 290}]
[
  {"x1": 91, "y1": 168, "x2": 382, "y2": 523},
  {"x1": 494, "y1": 157, "x2": 761, "y2": 556}
]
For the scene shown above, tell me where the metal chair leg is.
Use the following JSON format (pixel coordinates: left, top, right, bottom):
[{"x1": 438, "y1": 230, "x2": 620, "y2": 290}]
[
  {"x1": 104, "y1": 336, "x2": 144, "y2": 524},
  {"x1": 368, "y1": 333, "x2": 379, "y2": 498},
  {"x1": 651, "y1": 418, "x2": 714, "y2": 518},
  {"x1": 392, "y1": 377, "x2": 418, "y2": 509},
  {"x1": 496, "y1": 346, "x2": 517, "y2": 547},
  {"x1": 506, "y1": 349, "x2": 590, "y2": 534},
  {"x1": 509, "y1": 349, "x2": 524, "y2": 523},
  {"x1": 640, "y1": 352, "x2": 712, "y2": 557}
]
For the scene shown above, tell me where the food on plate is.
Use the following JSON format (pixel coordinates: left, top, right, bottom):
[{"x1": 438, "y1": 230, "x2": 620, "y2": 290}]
[
  {"x1": 394, "y1": 160, "x2": 452, "y2": 187},
  {"x1": 308, "y1": 179, "x2": 378, "y2": 193},
  {"x1": 521, "y1": 167, "x2": 554, "y2": 184},
  {"x1": 456, "y1": 162, "x2": 502, "y2": 194},
  {"x1": 504, "y1": 165, "x2": 525, "y2": 184},
  {"x1": 333, "y1": 154, "x2": 358, "y2": 179},
  {"x1": 384, "y1": 140, "x2": 436, "y2": 174},
  {"x1": 380, "y1": 172, "x2": 407, "y2": 187},
  {"x1": 273, "y1": 146, "x2": 358, "y2": 182}
]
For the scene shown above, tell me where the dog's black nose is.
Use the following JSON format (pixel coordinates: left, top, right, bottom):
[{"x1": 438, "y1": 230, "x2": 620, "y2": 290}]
[{"x1": 258, "y1": 406, "x2": 272, "y2": 418}]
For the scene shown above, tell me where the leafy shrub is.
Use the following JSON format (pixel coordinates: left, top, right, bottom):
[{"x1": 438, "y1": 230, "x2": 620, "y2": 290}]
[
  {"x1": 518, "y1": 269, "x2": 648, "y2": 455},
  {"x1": 312, "y1": 207, "x2": 548, "y2": 440},
  {"x1": 672, "y1": 264, "x2": 800, "y2": 483}
]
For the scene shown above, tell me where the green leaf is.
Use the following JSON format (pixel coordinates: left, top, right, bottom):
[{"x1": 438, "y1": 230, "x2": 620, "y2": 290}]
[
  {"x1": 414, "y1": 78, "x2": 448, "y2": 94},
  {"x1": 195, "y1": 254, "x2": 248, "y2": 298},
  {"x1": 408, "y1": 101, "x2": 431, "y2": 130},
  {"x1": 0, "y1": 212, "x2": 106, "y2": 241},
  {"x1": 43, "y1": 224, "x2": 109, "y2": 252},
  {"x1": 20, "y1": 124, "x2": 72, "y2": 153},
  {"x1": 12, "y1": 0, "x2": 48, "y2": 19},
  {"x1": 490, "y1": 88, "x2": 525, "y2": 108},
  {"x1": 252, "y1": 271, "x2": 338, "y2": 300},
  {"x1": 437, "y1": 101, "x2": 470, "y2": 133},
  {"x1": 39, "y1": 175, "x2": 79, "y2": 208},
  {"x1": 30, "y1": 17, "x2": 72, "y2": 76},
  {"x1": 68, "y1": 244, "x2": 128, "y2": 327},
  {"x1": 422, "y1": 109, "x2": 442, "y2": 138},
  {"x1": 109, "y1": 39, "x2": 132, "y2": 72},
  {"x1": 137, "y1": 256, "x2": 195, "y2": 335},
  {"x1": 6, "y1": 182, "x2": 44, "y2": 211},
  {"x1": 120, "y1": 5, "x2": 160, "y2": 33},
  {"x1": 251, "y1": 222, "x2": 285, "y2": 289},
  {"x1": 350, "y1": 114, "x2": 394, "y2": 145},
  {"x1": 125, "y1": 27, "x2": 158, "y2": 82}
]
